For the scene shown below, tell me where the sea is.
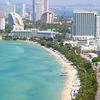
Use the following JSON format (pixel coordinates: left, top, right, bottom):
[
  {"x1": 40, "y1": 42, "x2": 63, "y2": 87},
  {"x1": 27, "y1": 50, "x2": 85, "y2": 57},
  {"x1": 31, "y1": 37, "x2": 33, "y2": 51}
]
[{"x1": 0, "y1": 41, "x2": 65, "y2": 100}]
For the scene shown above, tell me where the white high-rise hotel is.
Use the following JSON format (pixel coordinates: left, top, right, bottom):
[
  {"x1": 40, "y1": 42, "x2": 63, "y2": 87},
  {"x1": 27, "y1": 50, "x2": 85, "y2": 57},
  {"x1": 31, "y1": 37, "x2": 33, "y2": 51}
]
[
  {"x1": 22, "y1": 3, "x2": 26, "y2": 18},
  {"x1": 0, "y1": 17, "x2": 5, "y2": 31},
  {"x1": 72, "y1": 10, "x2": 100, "y2": 40},
  {"x1": 33, "y1": 0, "x2": 48, "y2": 22}
]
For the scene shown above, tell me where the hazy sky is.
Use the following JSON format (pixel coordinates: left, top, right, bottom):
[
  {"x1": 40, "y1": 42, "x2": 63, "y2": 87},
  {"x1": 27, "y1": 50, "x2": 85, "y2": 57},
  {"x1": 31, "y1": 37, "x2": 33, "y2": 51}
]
[
  {"x1": 0, "y1": 0, "x2": 100, "y2": 5},
  {"x1": 49, "y1": 0, "x2": 100, "y2": 5}
]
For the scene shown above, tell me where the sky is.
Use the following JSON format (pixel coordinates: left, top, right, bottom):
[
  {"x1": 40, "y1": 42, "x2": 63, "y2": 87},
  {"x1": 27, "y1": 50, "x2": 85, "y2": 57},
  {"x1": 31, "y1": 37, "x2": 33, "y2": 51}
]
[
  {"x1": 49, "y1": 0, "x2": 100, "y2": 5},
  {"x1": 0, "y1": 0, "x2": 100, "y2": 6}
]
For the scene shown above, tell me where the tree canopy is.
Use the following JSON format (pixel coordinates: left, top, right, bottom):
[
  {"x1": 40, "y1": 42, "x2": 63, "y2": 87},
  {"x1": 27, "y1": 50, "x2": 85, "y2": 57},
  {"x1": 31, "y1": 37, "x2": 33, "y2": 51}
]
[
  {"x1": 92, "y1": 57, "x2": 100, "y2": 62},
  {"x1": 37, "y1": 39, "x2": 98, "y2": 100},
  {"x1": 5, "y1": 24, "x2": 13, "y2": 33}
]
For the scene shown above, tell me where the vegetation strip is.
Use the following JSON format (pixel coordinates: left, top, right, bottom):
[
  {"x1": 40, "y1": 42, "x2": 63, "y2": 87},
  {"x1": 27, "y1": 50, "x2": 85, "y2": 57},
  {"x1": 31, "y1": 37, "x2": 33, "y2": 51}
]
[{"x1": 38, "y1": 39, "x2": 98, "y2": 100}]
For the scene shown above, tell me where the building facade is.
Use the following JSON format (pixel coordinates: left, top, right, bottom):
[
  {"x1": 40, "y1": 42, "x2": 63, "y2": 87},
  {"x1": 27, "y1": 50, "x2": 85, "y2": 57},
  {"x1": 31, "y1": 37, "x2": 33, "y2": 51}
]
[
  {"x1": 41, "y1": 11, "x2": 54, "y2": 24},
  {"x1": 8, "y1": 12, "x2": 24, "y2": 30},
  {"x1": 0, "y1": 17, "x2": 5, "y2": 31},
  {"x1": 33, "y1": 0, "x2": 48, "y2": 22},
  {"x1": 22, "y1": 3, "x2": 26, "y2": 18},
  {"x1": 11, "y1": 29, "x2": 37, "y2": 39},
  {"x1": 37, "y1": 31, "x2": 57, "y2": 39},
  {"x1": 72, "y1": 10, "x2": 98, "y2": 40},
  {"x1": 96, "y1": 15, "x2": 100, "y2": 38},
  {"x1": 0, "y1": 4, "x2": 15, "y2": 18},
  {"x1": 11, "y1": 30, "x2": 57, "y2": 39}
]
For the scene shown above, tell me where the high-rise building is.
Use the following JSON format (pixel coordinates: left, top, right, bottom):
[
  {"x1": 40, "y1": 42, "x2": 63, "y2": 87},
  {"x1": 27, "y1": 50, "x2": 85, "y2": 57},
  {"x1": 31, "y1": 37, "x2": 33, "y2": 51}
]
[
  {"x1": 8, "y1": 12, "x2": 24, "y2": 30},
  {"x1": 22, "y1": 3, "x2": 26, "y2": 18},
  {"x1": 72, "y1": 10, "x2": 98, "y2": 40},
  {"x1": 0, "y1": 4, "x2": 15, "y2": 18},
  {"x1": 41, "y1": 11, "x2": 54, "y2": 24},
  {"x1": 33, "y1": 0, "x2": 48, "y2": 22},
  {"x1": 96, "y1": 15, "x2": 100, "y2": 38},
  {"x1": 0, "y1": 17, "x2": 5, "y2": 31}
]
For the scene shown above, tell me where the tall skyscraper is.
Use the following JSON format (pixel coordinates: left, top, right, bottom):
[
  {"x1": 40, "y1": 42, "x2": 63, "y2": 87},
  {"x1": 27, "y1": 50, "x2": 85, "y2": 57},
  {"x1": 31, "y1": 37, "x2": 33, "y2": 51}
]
[
  {"x1": 0, "y1": 2, "x2": 16, "y2": 18},
  {"x1": 22, "y1": 3, "x2": 26, "y2": 18},
  {"x1": 72, "y1": 10, "x2": 98, "y2": 40},
  {"x1": 33, "y1": 0, "x2": 48, "y2": 22},
  {"x1": 96, "y1": 15, "x2": 100, "y2": 38}
]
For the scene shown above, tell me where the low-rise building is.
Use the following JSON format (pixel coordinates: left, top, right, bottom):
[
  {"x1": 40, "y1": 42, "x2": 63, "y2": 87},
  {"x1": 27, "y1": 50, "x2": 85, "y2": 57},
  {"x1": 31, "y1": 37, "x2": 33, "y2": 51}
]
[
  {"x1": 80, "y1": 39, "x2": 100, "y2": 54},
  {"x1": 64, "y1": 40, "x2": 77, "y2": 47},
  {"x1": 37, "y1": 31, "x2": 57, "y2": 39},
  {"x1": 11, "y1": 29, "x2": 58, "y2": 39},
  {"x1": 81, "y1": 45, "x2": 98, "y2": 53},
  {"x1": 11, "y1": 29, "x2": 37, "y2": 39}
]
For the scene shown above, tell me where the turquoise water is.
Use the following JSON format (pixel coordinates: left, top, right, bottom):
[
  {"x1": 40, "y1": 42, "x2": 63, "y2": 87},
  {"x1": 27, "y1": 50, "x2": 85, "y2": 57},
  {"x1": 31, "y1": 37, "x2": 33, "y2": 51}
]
[{"x1": 0, "y1": 41, "x2": 65, "y2": 100}]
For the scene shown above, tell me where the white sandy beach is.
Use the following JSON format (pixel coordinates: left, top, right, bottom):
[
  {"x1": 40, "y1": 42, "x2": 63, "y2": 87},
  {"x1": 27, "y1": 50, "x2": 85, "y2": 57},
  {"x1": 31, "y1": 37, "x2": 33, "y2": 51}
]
[
  {"x1": 24, "y1": 40, "x2": 76, "y2": 100},
  {"x1": 39, "y1": 45, "x2": 74, "y2": 100}
]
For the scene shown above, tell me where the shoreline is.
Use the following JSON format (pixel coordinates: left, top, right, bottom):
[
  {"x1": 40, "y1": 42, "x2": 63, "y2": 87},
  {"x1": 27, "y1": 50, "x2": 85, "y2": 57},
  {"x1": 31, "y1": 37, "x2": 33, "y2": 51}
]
[{"x1": 23, "y1": 40, "x2": 80, "y2": 100}]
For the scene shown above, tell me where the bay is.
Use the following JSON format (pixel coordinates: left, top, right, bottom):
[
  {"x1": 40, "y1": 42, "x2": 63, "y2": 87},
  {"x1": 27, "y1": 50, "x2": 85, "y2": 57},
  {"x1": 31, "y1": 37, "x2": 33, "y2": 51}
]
[{"x1": 0, "y1": 41, "x2": 65, "y2": 100}]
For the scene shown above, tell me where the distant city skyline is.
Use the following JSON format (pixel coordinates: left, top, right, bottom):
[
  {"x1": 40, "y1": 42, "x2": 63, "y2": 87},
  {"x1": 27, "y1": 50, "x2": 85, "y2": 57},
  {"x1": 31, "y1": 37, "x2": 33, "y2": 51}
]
[{"x1": 0, "y1": 0, "x2": 100, "y2": 6}]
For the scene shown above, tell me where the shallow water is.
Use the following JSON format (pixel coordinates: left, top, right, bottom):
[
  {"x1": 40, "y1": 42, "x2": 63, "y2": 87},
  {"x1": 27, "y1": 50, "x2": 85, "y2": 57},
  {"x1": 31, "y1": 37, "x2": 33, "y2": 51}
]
[{"x1": 0, "y1": 41, "x2": 65, "y2": 100}]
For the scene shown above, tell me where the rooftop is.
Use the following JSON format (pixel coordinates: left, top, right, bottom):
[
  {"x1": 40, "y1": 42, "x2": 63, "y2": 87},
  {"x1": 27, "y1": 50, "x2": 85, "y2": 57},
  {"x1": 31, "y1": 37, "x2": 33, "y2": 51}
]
[{"x1": 74, "y1": 9, "x2": 98, "y2": 14}]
